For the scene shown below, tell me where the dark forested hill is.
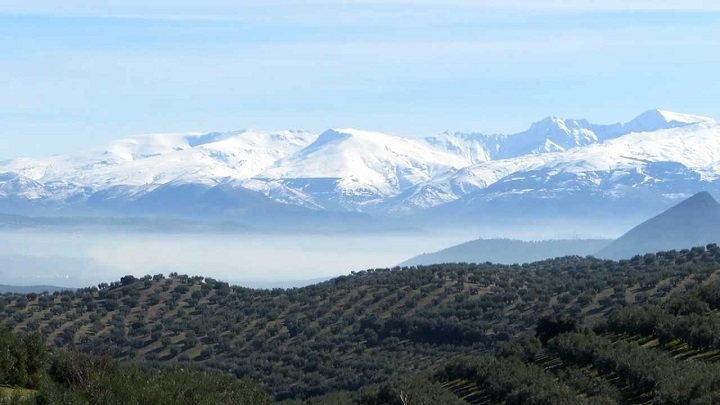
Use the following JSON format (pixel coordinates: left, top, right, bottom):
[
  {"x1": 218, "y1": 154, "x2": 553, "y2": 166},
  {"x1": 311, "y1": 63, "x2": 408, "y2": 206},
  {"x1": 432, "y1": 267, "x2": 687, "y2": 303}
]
[
  {"x1": 597, "y1": 191, "x2": 720, "y2": 260},
  {"x1": 1, "y1": 245, "x2": 720, "y2": 402},
  {"x1": 400, "y1": 238, "x2": 611, "y2": 266}
]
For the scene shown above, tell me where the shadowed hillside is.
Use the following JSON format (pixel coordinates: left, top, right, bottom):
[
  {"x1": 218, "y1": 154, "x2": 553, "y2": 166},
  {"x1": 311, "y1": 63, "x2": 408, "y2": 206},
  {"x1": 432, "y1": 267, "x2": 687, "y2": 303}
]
[{"x1": 597, "y1": 192, "x2": 720, "y2": 260}]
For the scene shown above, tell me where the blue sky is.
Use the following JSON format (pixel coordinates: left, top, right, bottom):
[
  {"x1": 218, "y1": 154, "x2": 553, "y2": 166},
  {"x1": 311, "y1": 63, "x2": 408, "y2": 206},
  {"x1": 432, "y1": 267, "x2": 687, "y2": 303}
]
[{"x1": 1, "y1": 1, "x2": 719, "y2": 159}]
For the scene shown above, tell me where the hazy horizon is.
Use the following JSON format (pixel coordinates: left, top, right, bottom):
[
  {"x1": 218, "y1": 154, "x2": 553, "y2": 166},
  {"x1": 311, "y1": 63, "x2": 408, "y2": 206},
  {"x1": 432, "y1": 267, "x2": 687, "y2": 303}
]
[{"x1": 0, "y1": 217, "x2": 634, "y2": 289}]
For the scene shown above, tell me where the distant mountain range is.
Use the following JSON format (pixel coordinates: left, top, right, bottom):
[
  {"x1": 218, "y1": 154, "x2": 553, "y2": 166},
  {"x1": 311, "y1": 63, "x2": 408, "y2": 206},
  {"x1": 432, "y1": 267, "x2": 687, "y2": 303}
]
[
  {"x1": 401, "y1": 192, "x2": 720, "y2": 265},
  {"x1": 399, "y1": 238, "x2": 612, "y2": 266},
  {"x1": 1, "y1": 109, "x2": 719, "y2": 226}
]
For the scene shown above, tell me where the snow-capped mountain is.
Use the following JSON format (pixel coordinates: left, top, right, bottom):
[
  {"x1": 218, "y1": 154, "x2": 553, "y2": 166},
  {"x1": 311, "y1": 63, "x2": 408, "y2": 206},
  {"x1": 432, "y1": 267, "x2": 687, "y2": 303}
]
[
  {"x1": 432, "y1": 109, "x2": 714, "y2": 162},
  {"x1": 0, "y1": 109, "x2": 717, "y2": 224},
  {"x1": 0, "y1": 129, "x2": 317, "y2": 217},
  {"x1": 378, "y1": 109, "x2": 717, "y2": 214},
  {"x1": 3, "y1": 129, "x2": 316, "y2": 190},
  {"x1": 428, "y1": 111, "x2": 720, "y2": 220},
  {"x1": 250, "y1": 128, "x2": 475, "y2": 211}
]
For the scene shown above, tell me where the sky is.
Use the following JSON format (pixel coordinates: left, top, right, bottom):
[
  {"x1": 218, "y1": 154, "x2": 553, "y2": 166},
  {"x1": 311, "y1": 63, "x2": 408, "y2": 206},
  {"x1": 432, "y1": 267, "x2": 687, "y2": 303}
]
[{"x1": 1, "y1": 1, "x2": 719, "y2": 159}]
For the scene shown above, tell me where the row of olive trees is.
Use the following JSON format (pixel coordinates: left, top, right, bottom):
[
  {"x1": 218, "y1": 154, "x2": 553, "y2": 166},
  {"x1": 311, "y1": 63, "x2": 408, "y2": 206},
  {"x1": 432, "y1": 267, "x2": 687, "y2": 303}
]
[{"x1": 548, "y1": 331, "x2": 720, "y2": 404}]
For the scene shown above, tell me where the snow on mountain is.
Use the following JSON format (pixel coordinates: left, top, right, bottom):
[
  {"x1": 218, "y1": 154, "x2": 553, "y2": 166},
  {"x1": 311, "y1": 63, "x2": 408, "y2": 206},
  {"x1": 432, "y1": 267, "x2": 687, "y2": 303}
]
[
  {"x1": 0, "y1": 129, "x2": 317, "y2": 202},
  {"x1": 622, "y1": 109, "x2": 714, "y2": 133},
  {"x1": 427, "y1": 119, "x2": 595, "y2": 165},
  {"x1": 240, "y1": 178, "x2": 325, "y2": 210},
  {"x1": 252, "y1": 117, "x2": 631, "y2": 212},
  {"x1": 496, "y1": 116, "x2": 600, "y2": 158},
  {"x1": 391, "y1": 110, "x2": 718, "y2": 212},
  {"x1": 0, "y1": 109, "x2": 718, "y2": 220},
  {"x1": 252, "y1": 128, "x2": 475, "y2": 210},
  {"x1": 495, "y1": 117, "x2": 720, "y2": 180},
  {"x1": 434, "y1": 109, "x2": 714, "y2": 163},
  {"x1": 0, "y1": 173, "x2": 46, "y2": 200},
  {"x1": 423, "y1": 132, "x2": 498, "y2": 164},
  {"x1": 430, "y1": 117, "x2": 720, "y2": 219},
  {"x1": 380, "y1": 155, "x2": 546, "y2": 214}
]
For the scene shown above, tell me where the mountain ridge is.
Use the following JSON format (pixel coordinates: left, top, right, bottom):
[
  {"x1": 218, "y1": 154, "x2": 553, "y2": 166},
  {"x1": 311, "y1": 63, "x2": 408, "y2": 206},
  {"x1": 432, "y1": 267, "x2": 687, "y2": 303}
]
[
  {"x1": 399, "y1": 238, "x2": 612, "y2": 267},
  {"x1": 0, "y1": 109, "x2": 717, "y2": 224}
]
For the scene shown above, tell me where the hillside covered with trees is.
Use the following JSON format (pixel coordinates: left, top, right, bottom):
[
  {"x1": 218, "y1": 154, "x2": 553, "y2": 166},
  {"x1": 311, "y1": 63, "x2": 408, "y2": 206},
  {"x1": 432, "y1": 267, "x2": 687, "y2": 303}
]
[{"x1": 2, "y1": 245, "x2": 720, "y2": 403}]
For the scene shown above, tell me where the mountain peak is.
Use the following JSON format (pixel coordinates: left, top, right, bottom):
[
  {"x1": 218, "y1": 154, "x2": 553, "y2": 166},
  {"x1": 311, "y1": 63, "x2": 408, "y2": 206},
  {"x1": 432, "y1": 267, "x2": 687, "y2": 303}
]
[
  {"x1": 507, "y1": 115, "x2": 599, "y2": 155},
  {"x1": 667, "y1": 191, "x2": 720, "y2": 214},
  {"x1": 652, "y1": 109, "x2": 713, "y2": 124},
  {"x1": 332, "y1": 128, "x2": 395, "y2": 139},
  {"x1": 623, "y1": 109, "x2": 714, "y2": 134},
  {"x1": 311, "y1": 128, "x2": 400, "y2": 148},
  {"x1": 596, "y1": 192, "x2": 720, "y2": 259},
  {"x1": 186, "y1": 131, "x2": 238, "y2": 147},
  {"x1": 530, "y1": 115, "x2": 567, "y2": 129},
  {"x1": 527, "y1": 115, "x2": 597, "y2": 134},
  {"x1": 318, "y1": 129, "x2": 353, "y2": 140}
]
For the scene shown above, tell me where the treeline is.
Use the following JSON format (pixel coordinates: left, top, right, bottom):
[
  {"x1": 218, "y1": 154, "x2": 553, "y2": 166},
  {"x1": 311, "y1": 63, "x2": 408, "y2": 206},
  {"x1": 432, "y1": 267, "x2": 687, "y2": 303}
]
[{"x1": 0, "y1": 327, "x2": 269, "y2": 404}]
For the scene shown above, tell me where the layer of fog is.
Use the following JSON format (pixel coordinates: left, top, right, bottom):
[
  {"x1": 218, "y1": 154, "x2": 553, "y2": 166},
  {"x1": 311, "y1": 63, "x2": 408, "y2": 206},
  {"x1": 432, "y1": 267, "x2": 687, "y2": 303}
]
[
  {"x1": 0, "y1": 230, "x2": 469, "y2": 288},
  {"x1": 0, "y1": 219, "x2": 632, "y2": 289}
]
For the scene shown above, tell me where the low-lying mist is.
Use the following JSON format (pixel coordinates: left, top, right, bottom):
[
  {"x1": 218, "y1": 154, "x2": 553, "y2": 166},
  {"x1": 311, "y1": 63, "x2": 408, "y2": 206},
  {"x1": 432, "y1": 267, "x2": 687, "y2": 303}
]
[
  {"x1": 0, "y1": 230, "x2": 472, "y2": 289},
  {"x1": 0, "y1": 218, "x2": 630, "y2": 289}
]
